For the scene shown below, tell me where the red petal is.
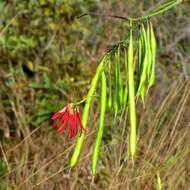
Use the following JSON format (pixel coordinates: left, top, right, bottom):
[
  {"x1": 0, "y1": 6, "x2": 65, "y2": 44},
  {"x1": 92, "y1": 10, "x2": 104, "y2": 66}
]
[
  {"x1": 67, "y1": 114, "x2": 73, "y2": 138},
  {"x1": 72, "y1": 112, "x2": 78, "y2": 137},
  {"x1": 56, "y1": 113, "x2": 69, "y2": 134},
  {"x1": 51, "y1": 120, "x2": 60, "y2": 128},
  {"x1": 70, "y1": 114, "x2": 76, "y2": 138},
  {"x1": 51, "y1": 108, "x2": 69, "y2": 128},
  {"x1": 51, "y1": 106, "x2": 67, "y2": 119},
  {"x1": 51, "y1": 111, "x2": 68, "y2": 128},
  {"x1": 51, "y1": 112, "x2": 60, "y2": 120}
]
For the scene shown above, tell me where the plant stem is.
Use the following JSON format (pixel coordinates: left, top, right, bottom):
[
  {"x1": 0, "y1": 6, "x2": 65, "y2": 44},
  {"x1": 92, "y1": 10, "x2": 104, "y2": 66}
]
[{"x1": 77, "y1": 0, "x2": 182, "y2": 22}]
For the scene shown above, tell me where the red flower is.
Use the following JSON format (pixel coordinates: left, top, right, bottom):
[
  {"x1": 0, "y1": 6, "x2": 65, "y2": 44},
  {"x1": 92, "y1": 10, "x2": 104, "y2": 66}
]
[{"x1": 51, "y1": 104, "x2": 85, "y2": 138}]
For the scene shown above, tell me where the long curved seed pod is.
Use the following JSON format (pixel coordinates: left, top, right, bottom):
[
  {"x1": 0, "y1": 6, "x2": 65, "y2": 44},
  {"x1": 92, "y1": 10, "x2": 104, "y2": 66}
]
[
  {"x1": 123, "y1": 47, "x2": 128, "y2": 109},
  {"x1": 108, "y1": 57, "x2": 112, "y2": 110},
  {"x1": 147, "y1": 0, "x2": 180, "y2": 18},
  {"x1": 138, "y1": 28, "x2": 143, "y2": 77},
  {"x1": 148, "y1": 21, "x2": 157, "y2": 88},
  {"x1": 128, "y1": 21, "x2": 137, "y2": 160},
  {"x1": 92, "y1": 71, "x2": 107, "y2": 175},
  {"x1": 137, "y1": 24, "x2": 148, "y2": 103},
  {"x1": 113, "y1": 50, "x2": 119, "y2": 114},
  {"x1": 138, "y1": 24, "x2": 145, "y2": 86},
  {"x1": 141, "y1": 21, "x2": 152, "y2": 103},
  {"x1": 138, "y1": 25, "x2": 146, "y2": 104},
  {"x1": 70, "y1": 55, "x2": 108, "y2": 168},
  {"x1": 149, "y1": 0, "x2": 176, "y2": 15},
  {"x1": 147, "y1": 21, "x2": 152, "y2": 79},
  {"x1": 117, "y1": 45, "x2": 123, "y2": 108}
]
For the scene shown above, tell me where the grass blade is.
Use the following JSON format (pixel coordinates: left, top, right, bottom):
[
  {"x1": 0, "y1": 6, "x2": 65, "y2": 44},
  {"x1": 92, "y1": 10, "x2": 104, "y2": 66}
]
[{"x1": 156, "y1": 172, "x2": 162, "y2": 190}]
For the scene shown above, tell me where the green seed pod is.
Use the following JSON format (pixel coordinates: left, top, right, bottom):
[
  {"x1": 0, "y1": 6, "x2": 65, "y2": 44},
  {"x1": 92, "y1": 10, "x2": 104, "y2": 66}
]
[
  {"x1": 70, "y1": 55, "x2": 108, "y2": 168},
  {"x1": 147, "y1": 21, "x2": 152, "y2": 79},
  {"x1": 137, "y1": 23, "x2": 148, "y2": 101},
  {"x1": 123, "y1": 47, "x2": 128, "y2": 109},
  {"x1": 92, "y1": 71, "x2": 107, "y2": 175},
  {"x1": 108, "y1": 57, "x2": 112, "y2": 110},
  {"x1": 138, "y1": 32, "x2": 143, "y2": 76},
  {"x1": 138, "y1": 24, "x2": 145, "y2": 77},
  {"x1": 128, "y1": 21, "x2": 137, "y2": 160},
  {"x1": 148, "y1": 0, "x2": 178, "y2": 18},
  {"x1": 117, "y1": 45, "x2": 123, "y2": 108},
  {"x1": 151, "y1": 0, "x2": 176, "y2": 14},
  {"x1": 148, "y1": 21, "x2": 157, "y2": 88},
  {"x1": 114, "y1": 51, "x2": 119, "y2": 114}
]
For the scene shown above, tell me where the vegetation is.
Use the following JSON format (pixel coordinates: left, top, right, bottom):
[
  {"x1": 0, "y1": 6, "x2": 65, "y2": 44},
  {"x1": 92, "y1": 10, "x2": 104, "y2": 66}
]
[{"x1": 0, "y1": 0, "x2": 190, "y2": 189}]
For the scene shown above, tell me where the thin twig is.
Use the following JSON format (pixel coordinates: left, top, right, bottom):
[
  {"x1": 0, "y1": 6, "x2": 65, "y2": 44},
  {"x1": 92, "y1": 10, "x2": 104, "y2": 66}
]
[{"x1": 77, "y1": 12, "x2": 129, "y2": 21}]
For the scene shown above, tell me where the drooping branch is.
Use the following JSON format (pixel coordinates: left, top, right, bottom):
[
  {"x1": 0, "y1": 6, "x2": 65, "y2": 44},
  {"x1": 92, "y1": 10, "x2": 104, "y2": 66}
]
[{"x1": 77, "y1": 0, "x2": 183, "y2": 22}]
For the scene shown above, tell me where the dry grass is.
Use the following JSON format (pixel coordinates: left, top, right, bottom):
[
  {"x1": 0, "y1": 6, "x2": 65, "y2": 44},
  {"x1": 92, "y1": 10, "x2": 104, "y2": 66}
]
[{"x1": 0, "y1": 79, "x2": 189, "y2": 190}]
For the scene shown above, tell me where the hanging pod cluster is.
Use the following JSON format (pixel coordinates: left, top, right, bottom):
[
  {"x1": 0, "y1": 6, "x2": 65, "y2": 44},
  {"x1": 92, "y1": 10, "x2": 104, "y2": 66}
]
[
  {"x1": 137, "y1": 20, "x2": 157, "y2": 103},
  {"x1": 70, "y1": 19, "x2": 157, "y2": 174},
  {"x1": 107, "y1": 45, "x2": 127, "y2": 115}
]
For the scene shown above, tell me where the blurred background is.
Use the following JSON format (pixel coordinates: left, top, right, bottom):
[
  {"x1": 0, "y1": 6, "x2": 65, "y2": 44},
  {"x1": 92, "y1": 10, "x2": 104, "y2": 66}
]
[{"x1": 0, "y1": 0, "x2": 190, "y2": 189}]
